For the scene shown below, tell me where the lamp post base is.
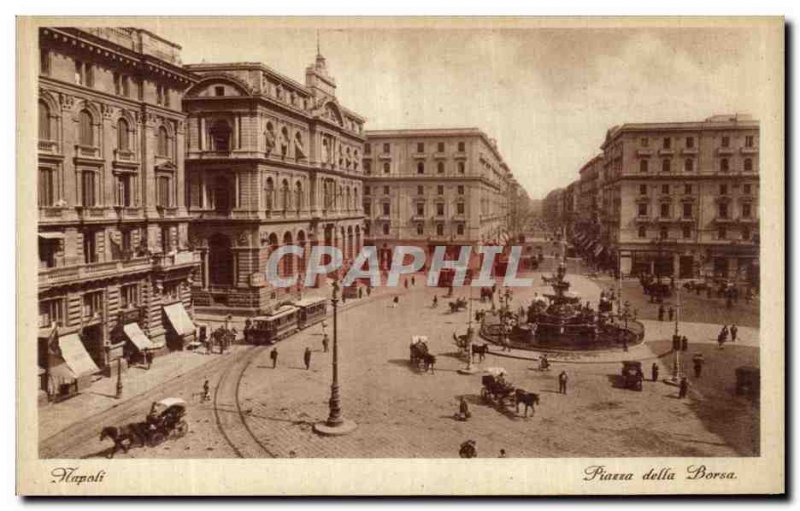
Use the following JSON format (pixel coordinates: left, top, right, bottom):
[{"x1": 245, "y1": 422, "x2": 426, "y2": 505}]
[
  {"x1": 457, "y1": 366, "x2": 479, "y2": 375},
  {"x1": 313, "y1": 418, "x2": 358, "y2": 436}
]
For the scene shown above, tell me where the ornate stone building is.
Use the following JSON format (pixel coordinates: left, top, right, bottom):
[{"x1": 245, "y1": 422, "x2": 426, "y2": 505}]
[
  {"x1": 37, "y1": 28, "x2": 199, "y2": 388},
  {"x1": 361, "y1": 128, "x2": 514, "y2": 269},
  {"x1": 182, "y1": 52, "x2": 366, "y2": 313}
]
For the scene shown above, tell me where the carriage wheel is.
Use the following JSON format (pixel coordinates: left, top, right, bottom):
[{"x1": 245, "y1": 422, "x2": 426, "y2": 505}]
[
  {"x1": 175, "y1": 420, "x2": 189, "y2": 438},
  {"x1": 148, "y1": 431, "x2": 166, "y2": 447}
]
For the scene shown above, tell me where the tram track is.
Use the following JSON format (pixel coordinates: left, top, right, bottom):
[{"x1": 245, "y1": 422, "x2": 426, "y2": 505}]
[{"x1": 211, "y1": 345, "x2": 276, "y2": 458}]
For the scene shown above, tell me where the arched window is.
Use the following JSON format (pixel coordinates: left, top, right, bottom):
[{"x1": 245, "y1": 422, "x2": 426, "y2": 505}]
[
  {"x1": 744, "y1": 158, "x2": 753, "y2": 172},
  {"x1": 265, "y1": 178, "x2": 274, "y2": 211},
  {"x1": 295, "y1": 181, "x2": 303, "y2": 212},
  {"x1": 79, "y1": 109, "x2": 93, "y2": 146},
  {"x1": 157, "y1": 126, "x2": 169, "y2": 157},
  {"x1": 117, "y1": 118, "x2": 130, "y2": 151},
  {"x1": 281, "y1": 180, "x2": 290, "y2": 211},
  {"x1": 209, "y1": 120, "x2": 231, "y2": 152},
  {"x1": 39, "y1": 101, "x2": 50, "y2": 141}
]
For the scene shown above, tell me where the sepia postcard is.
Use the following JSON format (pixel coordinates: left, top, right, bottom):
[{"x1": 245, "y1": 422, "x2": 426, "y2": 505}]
[{"x1": 16, "y1": 16, "x2": 784, "y2": 495}]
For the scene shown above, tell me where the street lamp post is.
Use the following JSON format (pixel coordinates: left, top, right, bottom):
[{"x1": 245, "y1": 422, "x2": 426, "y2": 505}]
[
  {"x1": 115, "y1": 357, "x2": 123, "y2": 399},
  {"x1": 458, "y1": 284, "x2": 478, "y2": 375},
  {"x1": 314, "y1": 279, "x2": 357, "y2": 435},
  {"x1": 670, "y1": 283, "x2": 683, "y2": 383}
]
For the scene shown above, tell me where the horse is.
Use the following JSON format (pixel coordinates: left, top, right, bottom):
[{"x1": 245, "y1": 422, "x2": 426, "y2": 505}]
[
  {"x1": 471, "y1": 343, "x2": 489, "y2": 362},
  {"x1": 99, "y1": 423, "x2": 145, "y2": 458},
  {"x1": 514, "y1": 389, "x2": 540, "y2": 418}
]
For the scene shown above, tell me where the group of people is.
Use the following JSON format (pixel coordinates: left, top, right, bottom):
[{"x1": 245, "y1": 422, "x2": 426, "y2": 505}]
[{"x1": 717, "y1": 324, "x2": 738, "y2": 349}]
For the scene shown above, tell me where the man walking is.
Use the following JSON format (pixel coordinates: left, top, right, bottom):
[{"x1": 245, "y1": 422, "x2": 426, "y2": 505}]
[
  {"x1": 693, "y1": 353, "x2": 704, "y2": 378},
  {"x1": 411, "y1": 276, "x2": 416, "y2": 286},
  {"x1": 658, "y1": 304, "x2": 665, "y2": 322},
  {"x1": 678, "y1": 377, "x2": 689, "y2": 399},
  {"x1": 651, "y1": 362, "x2": 659, "y2": 382},
  {"x1": 730, "y1": 324, "x2": 738, "y2": 343},
  {"x1": 270, "y1": 348, "x2": 278, "y2": 368},
  {"x1": 558, "y1": 370, "x2": 568, "y2": 394},
  {"x1": 304, "y1": 347, "x2": 312, "y2": 370},
  {"x1": 201, "y1": 379, "x2": 210, "y2": 402},
  {"x1": 322, "y1": 333, "x2": 330, "y2": 353}
]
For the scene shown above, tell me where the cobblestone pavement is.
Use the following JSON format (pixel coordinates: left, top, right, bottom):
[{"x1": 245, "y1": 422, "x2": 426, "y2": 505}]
[{"x1": 45, "y1": 270, "x2": 759, "y2": 459}]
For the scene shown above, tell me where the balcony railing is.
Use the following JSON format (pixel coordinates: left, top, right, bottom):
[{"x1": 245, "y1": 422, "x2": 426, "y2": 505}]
[
  {"x1": 40, "y1": 257, "x2": 152, "y2": 286},
  {"x1": 740, "y1": 146, "x2": 759, "y2": 154},
  {"x1": 75, "y1": 145, "x2": 100, "y2": 158},
  {"x1": 153, "y1": 250, "x2": 201, "y2": 270},
  {"x1": 114, "y1": 149, "x2": 136, "y2": 162},
  {"x1": 38, "y1": 140, "x2": 58, "y2": 153},
  {"x1": 717, "y1": 147, "x2": 734, "y2": 155}
]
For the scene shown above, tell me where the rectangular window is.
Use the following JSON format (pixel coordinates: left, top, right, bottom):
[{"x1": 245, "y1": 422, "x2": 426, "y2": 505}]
[
  {"x1": 416, "y1": 203, "x2": 424, "y2": 216},
  {"x1": 682, "y1": 225, "x2": 691, "y2": 239},
  {"x1": 417, "y1": 185, "x2": 423, "y2": 195},
  {"x1": 83, "y1": 291, "x2": 103, "y2": 319},
  {"x1": 364, "y1": 143, "x2": 371, "y2": 154},
  {"x1": 721, "y1": 136, "x2": 730, "y2": 148},
  {"x1": 659, "y1": 226, "x2": 668, "y2": 239},
  {"x1": 85, "y1": 64, "x2": 94, "y2": 87},
  {"x1": 116, "y1": 174, "x2": 132, "y2": 207},
  {"x1": 437, "y1": 142, "x2": 444, "y2": 152},
  {"x1": 663, "y1": 137, "x2": 671, "y2": 149},
  {"x1": 161, "y1": 226, "x2": 172, "y2": 253},
  {"x1": 122, "y1": 76, "x2": 130, "y2": 97},
  {"x1": 383, "y1": 162, "x2": 390, "y2": 174},
  {"x1": 683, "y1": 203, "x2": 692, "y2": 218},
  {"x1": 743, "y1": 184, "x2": 751, "y2": 195},
  {"x1": 120, "y1": 283, "x2": 139, "y2": 309},
  {"x1": 639, "y1": 184, "x2": 647, "y2": 195},
  {"x1": 363, "y1": 202, "x2": 371, "y2": 215},
  {"x1": 39, "y1": 298, "x2": 65, "y2": 328},
  {"x1": 364, "y1": 186, "x2": 370, "y2": 196},
  {"x1": 39, "y1": 168, "x2": 55, "y2": 207},
  {"x1": 75, "y1": 60, "x2": 83, "y2": 85},
  {"x1": 383, "y1": 186, "x2": 389, "y2": 195},
  {"x1": 157, "y1": 176, "x2": 171, "y2": 207},
  {"x1": 382, "y1": 224, "x2": 389, "y2": 235},
  {"x1": 163, "y1": 282, "x2": 179, "y2": 301},
  {"x1": 39, "y1": 237, "x2": 59, "y2": 269},
  {"x1": 720, "y1": 184, "x2": 728, "y2": 195},
  {"x1": 718, "y1": 227, "x2": 727, "y2": 240},
  {"x1": 81, "y1": 171, "x2": 97, "y2": 207},
  {"x1": 660, "y1": 203, "x2": 670, "y2": 218},
  {"x1": 457, "y1": 185, "x2": 464, "y2": 195},
  {"x1": 456, "y1": 202, "x2": 465, "y2": 214},
  {"x1": 638, "y1": 203, "x2": 647, "y2": 216},
  {"x1": 83, "y1": 230, "x2": 98, "y2": 264},
  {"x1": 686, "y1": 136, "x2": 694, "y2": 148},
  {"x1": 742, "y1": 203, "x2": 752, "y2": 218},
  {"x1": 718, "y1": 203, "x2": 728, "y2": 219},
  {"x1": 114, "y1": 72, "x2": 121, "y2": 95},
  {"x1": 457, "y1": 224, "x2": 464, "y2": 235},
  {"x1": 416, "y1": 142, "x2": 424, "y2": 153},
  {"x1": 742, "y1": 228, "x2": 751, "y2": 241},
  {"x1": 437, "y1": 185, "x2": 444, "y2": 195},
  {"x1": 436, "y1": 203, "x2": 444, "y2": 216},
  {"x1": 458, "y1": 141, "x2": 465, "y2": 152},
  {"x1": 640, "y1": 137, "x2": 649, "y2": 147},
  {"x1": 382, "y1": 203, "x2": 390, "y2": 216},
  {"x1": 684, "y1": 184, "x2": 692, "y2": 194},
  {"x1": 745, "y1": 135, "x2": 754, "y2": 148},
  {"x1": 436, "y1": 224, "x2": 444, "y2": 236},
  {"x1": 458, "y1": 161, "x2": 465, "y2": 174},
  {"x1": 416, "y1": 224, "x2": 423, "y2": 235},
  {"x1": 364, "y1": 161, "x2": 372, "y2": 174},
  {"x1": 661, "y1": 184, "x2": 669, "y2": 195},
  {"x1": 383, "y1": 143, "x2": 390, "y2": 154},
  {"x1": 638, "y1": 226, "x2": 646, "y2": 238}
]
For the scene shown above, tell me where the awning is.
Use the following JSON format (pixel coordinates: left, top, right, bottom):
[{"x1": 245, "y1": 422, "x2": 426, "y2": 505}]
[
  {"x1": 594, "y1": 244, "x2": 605, "y2": 257},
  {"x1": 163, "y1": 302, "x2": 195, "y2": 337},
  {"x1": 38, "y1": 232, "x2": 65, "y2": 240},
  {"x1": 58, "y1": 333, "x2": 99, "y2": 377},
  {"x1": 123, "y1": 322, "x2": 155, "y2": 352}
]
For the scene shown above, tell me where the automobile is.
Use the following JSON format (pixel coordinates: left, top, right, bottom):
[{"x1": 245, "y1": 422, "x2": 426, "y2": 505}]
[{"x1": 620, "y1": 360, "x2": 644, "y2": 391}]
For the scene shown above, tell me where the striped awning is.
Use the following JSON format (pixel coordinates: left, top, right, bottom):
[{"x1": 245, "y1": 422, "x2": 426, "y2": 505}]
[
  {"x1": 163, "y1": 302, "x2": 195, "y2": 337},
  {"x1": 58, "y1": 333, "x2": 99, "y2": 377},
  {"x1": 123, "y1": 322, "x2": 155, "y2": 352}
]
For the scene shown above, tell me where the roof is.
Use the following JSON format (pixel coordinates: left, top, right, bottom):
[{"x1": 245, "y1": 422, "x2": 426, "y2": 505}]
[
  {"x1": 155, "y1": 397, "x2": 187, "y2": 409},
  {"x1": 294, "y1": 297, "x2": 327, "y2": 308}
]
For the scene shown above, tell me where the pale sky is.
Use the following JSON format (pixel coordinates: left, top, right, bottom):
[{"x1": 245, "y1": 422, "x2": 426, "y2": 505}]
[{"x1": 147, "y1": 20, "x2": 774, "y2": 199}]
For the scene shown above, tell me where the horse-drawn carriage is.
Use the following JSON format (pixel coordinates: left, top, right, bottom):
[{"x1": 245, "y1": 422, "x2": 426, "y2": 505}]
[
  {"x1": 449, "y1": 297, "x2": 468, "y2": 313},
  {"x1": 409, "y1": 336, "x2": 435, "y2": 373},
  {"x1": 480, "y1": 369, "x2": 539, "y2": 417},
  {"x1": 620, "y1": 361, "x2": 644, "y2": 391},
  {"x1": 100, "y1": 397, "x2": 189, "y2": 458}
]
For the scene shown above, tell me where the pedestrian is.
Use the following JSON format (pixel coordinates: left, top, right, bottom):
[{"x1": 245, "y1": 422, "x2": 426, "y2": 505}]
[
  {"x1": 730, "y1": 324, "x2": 738, "y2": 343},
  {"x1": 412, "y1": 276, "x2": 416, "y2": 286},
  {"x1": 404, "y1": 279, "x2": 409, "y2": 290},
  {"x1": 678, "y1": 377, "x2": 689, "y2": 399},
  {"x1": 681, "y1": 335, "x2": 689, "y2": 352},
  {"x1": 457, "y1": 396, "x2": 471, "y2": 421},
  {"x1": 717, "y1": 332, "x2": 725, "y2": 350},
  {"x1": 202, "y1": 379, "x2": 210, "y2": 402},
  {"x1": 651, "y1": 362, "x2": 659, "y2": 382},
  {"x1": 270, "y1": 347, "x2": 278, "y2": 368},
  {"x1": 392, "y1": 295, "x2": 399, "y2": 308},
  {"x1": 658, "y1": 304, "x2": 665, "y2": 322},
  {"x1": 358, "y1": 287, "x2": 363, "y2": 299},
  {"x1": 558, "y1": 370, "x2": 568, "y2": 394},
  {"x1": 303, "y1": 347, "x2": 312, "y2": 370},
  {"x1": 367, "y1": 286, "x2": 372, "y2": 297},
  {"x1": 668, "y1": 306, "x2": 675, "y2": 322},
  {"x1": 721, "y1": 325, "x2": 729, "y2": 341},
  {"x1": 322, "y1": 333, "x2": 329, "y2": 353},
  {"x1": 499, "y1": 449, "x2": 507, "y2": 458},
  {"x1": 432, "y1": 295, "x2": 438, "y2": 308},
  {"x1": 693, "y1": 355, "x2": 704, "y2": 378}
]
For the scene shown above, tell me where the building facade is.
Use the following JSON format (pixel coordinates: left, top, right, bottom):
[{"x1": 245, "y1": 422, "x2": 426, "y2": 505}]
[
  {"x1": 361, "y1": 129, "x2": 513, "y2": 269},
  {"x1": 182, "y1": 52, "x2": 366, "y2": 313},
  {"x1": 37, "y1": 28, "x2": 200, "y2": 388},
  {"x1": 567, "y1": 114, "x2": 759, "y2": 284}
]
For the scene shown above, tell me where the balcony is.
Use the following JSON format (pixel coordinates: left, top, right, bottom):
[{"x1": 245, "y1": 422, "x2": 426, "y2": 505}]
[
  {"x1": 39, "y1": 257, "x2": 153, "y2": 287},
  {"x1": 38, "y1": 140, "x2": 58, "y2": 153},
  {"x1": 453, "y1": 151, "x2": 467, "y2": 159},
  {"x1": 657, "y1": 148, "x2": 674, "y2": 156},
  {"x1": 681, "y1": 147, "x2": 698, "y2": 155},
  {"x1": 717, "y1": 147, "x2": 734, "y2": 155},
  {"x1": 75, "y1": 145, "x2": 101, "y2": 159},
  {"x1": 740, "y1": 146, "x2": 759, "y2": 154},
  {"x1": 378, "y1": 153, "x2": 392, "y2": 160},
  {"x1": 155, "y1": 205, "x2": 179, "y2": 218},
  {"x1": 433, "y1": 151, "x2": 447, "y2": 159},
  {"x1": 114, "y1": 149, "x2": 136, "y2": 162},
  {"x1": 153, "y1": 250, "x2": 201, "y2": 270}
]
